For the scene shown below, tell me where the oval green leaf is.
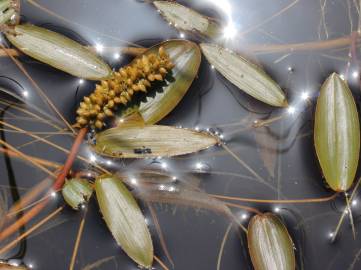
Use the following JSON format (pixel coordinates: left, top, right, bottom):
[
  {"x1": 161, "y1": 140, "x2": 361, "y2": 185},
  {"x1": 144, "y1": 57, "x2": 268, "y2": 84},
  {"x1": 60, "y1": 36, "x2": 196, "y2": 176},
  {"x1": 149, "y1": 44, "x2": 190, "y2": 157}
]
[
  {"x1": 6, "y1": 24, "x2": 112, "y2": 80},
  {"x1": 95, "y1": 174, "x2": 153, "y2": 268},
  {"x1": 62, "y1": 178, "x2": 93, "y2": 210},
  {"x1": 153, "y1": 1, "x2": 222, "y2": 38},
  {"x1": 248, "y1": 213, "x2": 295, "y2": 270},
  {"x1": 200, "y1": 43, "x2": 287, "y2": 107},
  {"x1": 119, "y1": 40, "x2": 201, "y2": 124},
  {"x1": 94, "y1": 125, "x2": 218, "y2": 158},
  {"x1": 314, "y1": 73, "x2": 360, "y2": 192}
]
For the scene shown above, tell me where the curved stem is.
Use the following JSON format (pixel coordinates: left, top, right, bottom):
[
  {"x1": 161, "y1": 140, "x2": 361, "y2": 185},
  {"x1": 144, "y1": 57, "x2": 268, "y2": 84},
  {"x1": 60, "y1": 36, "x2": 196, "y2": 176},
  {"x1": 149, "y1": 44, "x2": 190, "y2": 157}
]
[{"x1": 212, "y1": 192, "x2": 338, "y2": 204}]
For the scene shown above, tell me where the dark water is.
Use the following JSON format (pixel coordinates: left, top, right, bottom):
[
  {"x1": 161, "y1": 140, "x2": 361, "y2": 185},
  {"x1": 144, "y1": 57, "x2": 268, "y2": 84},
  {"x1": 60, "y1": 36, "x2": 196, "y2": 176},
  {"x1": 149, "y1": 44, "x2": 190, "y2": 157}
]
[{"x1": 0, "y1": 0, "x2": 361, "y2": 269}]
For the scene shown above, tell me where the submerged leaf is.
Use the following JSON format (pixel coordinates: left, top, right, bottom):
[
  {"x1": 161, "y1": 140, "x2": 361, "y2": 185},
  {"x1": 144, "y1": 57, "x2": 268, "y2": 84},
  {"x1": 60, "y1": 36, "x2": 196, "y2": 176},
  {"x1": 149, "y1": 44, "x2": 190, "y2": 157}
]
[
  {"x1": 314, "y1": 73, "x2": 360, "y2": 192},
  {"x1": 119, "y1": 40, "x2": 201, "y2": 124},
  {"x1": 200, "y1": 43, "x2": 287, "y2": 107},
  {"x1": 94, "y1": 125, "x2": 218, "y2": 158},
  {"x1": 248, "y1": 213, "x2": 295, "y2": 270},
  {"x1": 6, "y1": 24, "x2": 112, "y2": 80},
  {"x1": 62, "y1": 178, "x2": 93, "y2": 210},
  {"x1": 254, "y1": 127, "x2": 278, "y2": 178},
  {"x1": 95, "y1": 174, "x2": 153, "y2": 268},
  {"x1": 153, "y1": 1, "x2": 222, "y2": 38}
]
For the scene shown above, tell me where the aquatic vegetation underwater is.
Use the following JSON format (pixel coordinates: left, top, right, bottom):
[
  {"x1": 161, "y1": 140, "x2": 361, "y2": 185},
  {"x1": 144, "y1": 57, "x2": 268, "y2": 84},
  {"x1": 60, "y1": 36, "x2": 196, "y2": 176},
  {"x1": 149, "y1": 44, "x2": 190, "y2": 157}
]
[{"x1": 1, "y1": 0, "x2": 361, "y2": 269}]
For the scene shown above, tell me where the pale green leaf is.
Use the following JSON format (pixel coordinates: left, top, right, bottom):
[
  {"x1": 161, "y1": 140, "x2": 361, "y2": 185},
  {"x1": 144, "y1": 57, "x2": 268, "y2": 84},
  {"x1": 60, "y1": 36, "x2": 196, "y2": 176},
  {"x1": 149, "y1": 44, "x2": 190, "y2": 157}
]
[
  {"x1": 200, "y1": 43, "x2": 288, "y2": 107},
  {"x1": 95, "y1": 174, "x2": 153, "y2": 268},
  {"x1": 314, "y1": 73, "x2": 360, "y2": 191}
]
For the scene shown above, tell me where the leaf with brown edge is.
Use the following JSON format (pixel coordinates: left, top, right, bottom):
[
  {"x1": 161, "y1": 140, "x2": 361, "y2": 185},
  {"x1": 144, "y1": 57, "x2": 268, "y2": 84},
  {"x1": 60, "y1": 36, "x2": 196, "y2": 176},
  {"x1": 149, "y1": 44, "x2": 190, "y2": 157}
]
[
  {"x1": 95, "y1": 174, "x2": 153, "y2": 268},
  {"x1": 248, "y1": 213, "x2": 295, "y2": 270},
  {"x1": 153, "y1": 1, "x2": 222, "y2": 38},
  {"x1": 118, "y1": 39, "x2": 201, "y2": 125},
  {"x1": 200, "y1": 43, "x2": 288, "y2": 107},
  {"x1": 0, "y1": 262, "x2": 28, "y2": 270},
  {"x1": 314, "y1": 73, "x2": 360, "y2": 192},
  {"x1": 6, "y1": 24, "x2": 112, "y2": 80},
  {"x1": 94, "y1": 125, "x2": 218, "y2": 158}
]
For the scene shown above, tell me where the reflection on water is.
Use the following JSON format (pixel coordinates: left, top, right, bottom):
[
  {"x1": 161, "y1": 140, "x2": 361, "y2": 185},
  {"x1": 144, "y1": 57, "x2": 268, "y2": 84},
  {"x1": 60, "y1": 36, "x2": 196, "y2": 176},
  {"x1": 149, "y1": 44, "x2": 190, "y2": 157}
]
[{"x1": 0, "y1": 0, "x2": 361, "y2": 269}]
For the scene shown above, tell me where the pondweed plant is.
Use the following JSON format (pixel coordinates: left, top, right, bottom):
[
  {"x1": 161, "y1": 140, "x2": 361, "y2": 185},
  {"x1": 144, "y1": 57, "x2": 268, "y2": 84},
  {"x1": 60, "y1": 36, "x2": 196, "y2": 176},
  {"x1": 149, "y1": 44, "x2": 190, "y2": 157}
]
[{"x1": 0, "y1": 1, "x2": 360, "y2": 270}]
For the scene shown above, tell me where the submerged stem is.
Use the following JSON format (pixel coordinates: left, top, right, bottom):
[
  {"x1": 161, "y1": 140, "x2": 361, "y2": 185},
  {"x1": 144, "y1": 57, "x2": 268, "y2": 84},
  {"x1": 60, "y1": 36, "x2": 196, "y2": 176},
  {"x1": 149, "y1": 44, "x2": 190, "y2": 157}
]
[
  {"x1": 216, "y1": 223, "x2": 232, "y2": 270},
  {"x1": 69, "y1": 209, "x2": 87, "y2": 270}
]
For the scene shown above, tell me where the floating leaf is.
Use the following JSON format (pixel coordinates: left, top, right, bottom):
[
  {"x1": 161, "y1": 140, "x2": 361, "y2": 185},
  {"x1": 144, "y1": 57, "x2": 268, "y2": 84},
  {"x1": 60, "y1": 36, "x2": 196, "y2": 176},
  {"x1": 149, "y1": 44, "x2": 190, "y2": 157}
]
[
  {"x1": 200, "y1": 43, "x2": 287, "y2": 107},
  {"x1": 248, "y1": 213, "x2": 295, "y2": 270},
  {"x1": 6, "y1": 24, "x2": 112, "y2": 80},
  {"x1": 62, "y1": 178, "x2": 93, "y2": 210},
  {"x1": 314, "y1": 73, "x2": 360, "y2": 192},
  {"x1": 95, "y1": 174, "x2": 153, "y2": 268},
  {"x1": 94, "y1": 125, "x2": 218, "y2": 158},
  {"x1": 119, "y1": 40, "x2": 201, "y2": 124},
  {"x1": 153, "y1": 1, "x2": 222, "y2": 38}
]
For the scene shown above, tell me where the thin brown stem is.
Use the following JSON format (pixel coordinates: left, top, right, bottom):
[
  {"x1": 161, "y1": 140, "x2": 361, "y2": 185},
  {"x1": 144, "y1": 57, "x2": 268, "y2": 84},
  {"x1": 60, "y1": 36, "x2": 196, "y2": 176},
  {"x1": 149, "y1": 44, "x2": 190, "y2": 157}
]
[
  {"x1": 240, "y1": 0, "x2": 299, "y2": 36},
  {"x1": 5, "y1": 178, "x2": 53, "y2": 219},
  {"x1": 154, "y1": 255, "x2": 170, "y2": 270},
  {"x1": 212, "y1": 192, "x2": 338, "y2": 204},
  {"x1": 69, "y1": 209, "x2": 87, "y2": 270},
  {"x1": 0, "y1": 138, "x2": 56, "y2": 176},
  {"x1": 0, "y1": 128, "x2": 87, "y2": 241},
  {"x1": 0, "y1": 206, "x2": 63, "y2": 255},
  {"x1": 225, "y1": 202, "x2": 261, "y2": 215},
  {"x1": 148, "y1": 203, "x2": 174, "y2": 268},
  {"x1": 0, "y1": 43, "x2": 76, "y2": 134},
  {"x1": 217, "y1": 223, "x2": 232, "y2": 270},
  {"x1": 0, "y1": 120, "x2": 108, "y2": 173},
  {"x1": 0, "y1": 147, "x2": 61, "y2": 169},
  {"x1": 331, "y1": 177, "x2": 361, "y2": 242}
]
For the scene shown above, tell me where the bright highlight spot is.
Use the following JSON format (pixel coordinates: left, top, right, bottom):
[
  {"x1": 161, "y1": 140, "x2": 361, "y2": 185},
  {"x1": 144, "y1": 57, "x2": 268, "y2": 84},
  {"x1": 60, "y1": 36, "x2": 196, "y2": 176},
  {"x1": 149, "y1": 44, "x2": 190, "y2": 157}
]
[
  {"x1": 90, "y1": 154, "x2": 97, "y2": 162},
  {"x1": 274, "y1": 207, "x2": 280, "y2": 213},
  {"x1": 78, "y1": 79, "x2": 84, "y2": 85},
  {"x1": 195, "y1": 162, "x2": 204, "y2": 170},
  {"x1": 22, "y1": 90, "x2": 29, "y2": 97},
  {"x1": 223, "y1": 22, "x2": 237, "y2": 39},
  {"x1": 301, "y1": 91, "x2": 309, "y2": 100},
  {"x1": 179, "y1": 32, "x2": 185, "y2": 38},
  {"x1": 95, "y1": 44, "x2": 104, "y2": 53},
  {"x1": 161, "y1": 162, "x2": 167, "y2": 169},
  {"x1": 287, "y1": 106, "x2": 296, "y2": 115},
  {"x1": 353, "y1": 71, "x2": 359, "y2": 79}
]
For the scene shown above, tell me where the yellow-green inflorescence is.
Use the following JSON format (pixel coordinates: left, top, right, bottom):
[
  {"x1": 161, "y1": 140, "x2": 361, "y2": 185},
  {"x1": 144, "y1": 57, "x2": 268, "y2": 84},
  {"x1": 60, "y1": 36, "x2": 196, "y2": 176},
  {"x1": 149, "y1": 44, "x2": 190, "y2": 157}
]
[{"x1": 75, "y1": 46, "x2": 174, "y2": 129}]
